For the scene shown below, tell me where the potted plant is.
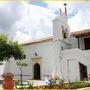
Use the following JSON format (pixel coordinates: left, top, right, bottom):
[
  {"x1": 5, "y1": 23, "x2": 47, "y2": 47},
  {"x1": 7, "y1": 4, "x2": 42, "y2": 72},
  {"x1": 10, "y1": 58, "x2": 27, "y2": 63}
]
[
  {"x1": 2, "y1": 73, "x2": 14, "y2": 89},
  {"x1": 0, "y1": 34, "x2": 24, "y2": 89}
]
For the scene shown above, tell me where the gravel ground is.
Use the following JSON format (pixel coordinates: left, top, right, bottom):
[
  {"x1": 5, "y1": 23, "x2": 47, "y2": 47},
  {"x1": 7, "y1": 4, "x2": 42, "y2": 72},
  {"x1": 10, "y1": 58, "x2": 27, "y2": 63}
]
[{"x1": 78, "y1": 87, "x2": 90, "y2": 90}]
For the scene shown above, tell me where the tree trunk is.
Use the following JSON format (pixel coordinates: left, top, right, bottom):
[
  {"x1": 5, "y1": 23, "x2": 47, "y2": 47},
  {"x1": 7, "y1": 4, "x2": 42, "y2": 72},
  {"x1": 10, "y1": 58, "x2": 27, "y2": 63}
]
[{"x1": 20, "y1": 69, "x2": 23, "y2": 89}]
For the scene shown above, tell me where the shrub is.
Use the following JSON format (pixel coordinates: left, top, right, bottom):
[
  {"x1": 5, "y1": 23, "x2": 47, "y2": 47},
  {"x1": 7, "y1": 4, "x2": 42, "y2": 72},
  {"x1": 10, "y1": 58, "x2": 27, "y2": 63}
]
[
  {"x1": 27, "y1": 82, "x2": 33, "y2": 89},
  {"x1": 2, "y1": 73, "x2": 14, "y2": 80}
]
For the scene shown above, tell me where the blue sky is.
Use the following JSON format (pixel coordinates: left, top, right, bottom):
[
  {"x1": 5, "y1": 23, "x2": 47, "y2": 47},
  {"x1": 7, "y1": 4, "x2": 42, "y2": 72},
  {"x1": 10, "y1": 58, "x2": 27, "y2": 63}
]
[
  {"x1": 0, "y1": 1, "x2": 90, "y2": 43},
  {"x1": 30, "y1": 1, "x2": 74, "y2": 16},
  {"x1": 30, "y1": 1, "x2": 48, "y2": 8},
  {"x1": 30, "y1": 1, "x2": 77, "y2": 18}
]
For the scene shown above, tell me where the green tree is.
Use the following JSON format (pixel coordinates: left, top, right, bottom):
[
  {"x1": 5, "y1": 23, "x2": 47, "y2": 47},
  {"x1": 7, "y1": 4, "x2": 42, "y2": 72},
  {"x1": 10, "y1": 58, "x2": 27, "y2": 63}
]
[
  {"x1": 0, "y1": 34, "x2": 25, "y2": 90},
  {"x1": 0, "y1": 34, "x2": 24, "y2": 62}
]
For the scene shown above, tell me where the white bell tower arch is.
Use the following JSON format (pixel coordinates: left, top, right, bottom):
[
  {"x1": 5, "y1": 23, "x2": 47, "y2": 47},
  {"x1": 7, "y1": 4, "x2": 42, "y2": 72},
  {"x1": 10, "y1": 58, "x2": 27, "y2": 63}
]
[{"x1": 52, "y1": 4, "x2": 71, "y2": 78}]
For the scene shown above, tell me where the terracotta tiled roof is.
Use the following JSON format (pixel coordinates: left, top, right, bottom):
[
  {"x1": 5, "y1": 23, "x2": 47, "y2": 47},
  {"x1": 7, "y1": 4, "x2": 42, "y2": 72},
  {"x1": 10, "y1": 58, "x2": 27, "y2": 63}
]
[{"x1": 71, "y1": 29, "x2": 90, "y2": 38}]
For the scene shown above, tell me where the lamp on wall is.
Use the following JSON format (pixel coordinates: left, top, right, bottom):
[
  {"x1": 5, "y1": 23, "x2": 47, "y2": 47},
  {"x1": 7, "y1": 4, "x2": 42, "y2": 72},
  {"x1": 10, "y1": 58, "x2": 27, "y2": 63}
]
[{"x1": 35, "y1": 52, "x2": 38, "y2": 56}]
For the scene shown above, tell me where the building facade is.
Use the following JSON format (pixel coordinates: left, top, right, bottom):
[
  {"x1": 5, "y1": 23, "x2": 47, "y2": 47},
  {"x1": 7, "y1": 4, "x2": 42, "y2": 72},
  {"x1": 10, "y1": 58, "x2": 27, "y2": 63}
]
[{"x1": 3, "y1": 11, "x2": 90, "y2": 82}]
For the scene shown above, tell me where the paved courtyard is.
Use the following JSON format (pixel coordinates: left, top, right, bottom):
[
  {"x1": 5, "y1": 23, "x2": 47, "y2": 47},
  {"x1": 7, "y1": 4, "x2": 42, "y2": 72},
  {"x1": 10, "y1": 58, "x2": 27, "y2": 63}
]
[
  {"x1": 29, "y1": 80, "x2": 47, "y2": 86},
  {"x1": 78, "y1": 87, "x2": 90, "y2": 90}
]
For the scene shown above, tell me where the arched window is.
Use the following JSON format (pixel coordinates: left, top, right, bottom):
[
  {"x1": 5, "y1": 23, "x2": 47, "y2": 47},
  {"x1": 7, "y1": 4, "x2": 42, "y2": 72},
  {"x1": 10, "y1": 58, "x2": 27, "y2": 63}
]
[{"x1": 61, "y1": 25, "x2": 68, "y2": 39}]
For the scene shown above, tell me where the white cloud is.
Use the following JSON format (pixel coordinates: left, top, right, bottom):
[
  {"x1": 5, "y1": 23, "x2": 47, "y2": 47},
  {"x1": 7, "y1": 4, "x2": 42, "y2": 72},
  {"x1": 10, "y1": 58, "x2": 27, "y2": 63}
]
[
  {"x1": 47, "y1": 2, "x2": 90, "y2": 32},
  {"x1": 46, "y1": 2, "x2": 77, "y2": 15},
  {"x1": 14, "y1": 30, "x2": 32, "y2": 43},
  {"x1": 0, "y1": 2, "x2": 90, "y2": 43},
  {"x1": 68, "y1": 2, "x2": 90, "y2": 32},
  {"x1": 14, "y1": 3, "x2": 55, "y2": 43},
  {"x1": 0, "y1": 1, "x2": 55, "y2": 43},
  {"x1": 0, "y1": 1, "x2": 25, "y2": 38}
]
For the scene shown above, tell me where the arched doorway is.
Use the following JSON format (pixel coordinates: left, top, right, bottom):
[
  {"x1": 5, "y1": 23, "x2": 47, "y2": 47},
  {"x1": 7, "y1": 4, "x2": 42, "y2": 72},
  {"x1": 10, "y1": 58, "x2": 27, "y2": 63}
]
[{"x1": 34, "y1": 63, "x2": 40, "y2": 80}]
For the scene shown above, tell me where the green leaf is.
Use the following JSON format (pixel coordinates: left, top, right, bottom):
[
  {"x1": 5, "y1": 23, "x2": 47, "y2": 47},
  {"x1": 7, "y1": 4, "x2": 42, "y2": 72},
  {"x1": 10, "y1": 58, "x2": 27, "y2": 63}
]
[{"x1": 0, "y1": 34, "x2": 24, "y2": 62}]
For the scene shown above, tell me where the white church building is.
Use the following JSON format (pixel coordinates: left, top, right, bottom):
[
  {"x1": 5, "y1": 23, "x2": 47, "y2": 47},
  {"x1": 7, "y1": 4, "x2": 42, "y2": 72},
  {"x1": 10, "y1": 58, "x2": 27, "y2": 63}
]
[{"x1": 3, "y1": 6, "x2": 90, "y2": 82}]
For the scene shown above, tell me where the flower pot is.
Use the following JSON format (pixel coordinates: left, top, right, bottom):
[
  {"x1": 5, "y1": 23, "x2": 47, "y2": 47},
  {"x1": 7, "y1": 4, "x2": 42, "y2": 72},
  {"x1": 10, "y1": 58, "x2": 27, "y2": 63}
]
[
  {"x1": 2, "y1": 79, "x2": 14, "y2": 89},
  {"x1": 1, "y1": 73, "x2": 14, "y2": 89}
]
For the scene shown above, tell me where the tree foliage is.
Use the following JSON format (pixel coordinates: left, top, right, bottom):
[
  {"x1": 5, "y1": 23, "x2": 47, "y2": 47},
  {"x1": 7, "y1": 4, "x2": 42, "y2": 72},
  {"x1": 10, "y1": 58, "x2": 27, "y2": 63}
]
[
  {"x1": 16, "y1": 61, "x2": 28, "y2": 69},
  {"x1": 0, "y1": 34, "x2": 24, "y2": 61}
]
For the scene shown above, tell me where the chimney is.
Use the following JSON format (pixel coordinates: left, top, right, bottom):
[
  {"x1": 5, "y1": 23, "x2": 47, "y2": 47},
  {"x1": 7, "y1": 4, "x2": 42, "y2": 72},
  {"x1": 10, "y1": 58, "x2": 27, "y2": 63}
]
[{"x1": 64, "y1": 3, "x2": 67, "y2": 16}]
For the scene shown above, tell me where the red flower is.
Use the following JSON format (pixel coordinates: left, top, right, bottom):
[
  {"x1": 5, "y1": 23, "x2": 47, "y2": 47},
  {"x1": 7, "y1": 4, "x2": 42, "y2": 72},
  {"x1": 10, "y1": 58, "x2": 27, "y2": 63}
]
[{"x1": 1, "y1": 73, "x2": 14, "y2": 80}]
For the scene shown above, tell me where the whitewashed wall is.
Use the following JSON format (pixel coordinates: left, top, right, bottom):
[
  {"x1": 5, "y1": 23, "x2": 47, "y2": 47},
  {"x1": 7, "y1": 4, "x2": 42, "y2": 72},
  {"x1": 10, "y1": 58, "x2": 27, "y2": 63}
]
[
  {"x1": 53, "y1": 14, "x2": 70, "y2": 44},
  {"x1": 71, "y1": 37, "x2": 78, "y2": 48},
  {"x1": 23, "y1": 41, "x2": 55, "y2": 80},
  {"x1": 61, "y1": 48, "x2": 90, "y2": 82},
  {"x1": 79, "y1": 37, "x2": 85, "y2": 50},
  {"x1": 5, "y1": 40, "x2": 54, "y2": 80}
]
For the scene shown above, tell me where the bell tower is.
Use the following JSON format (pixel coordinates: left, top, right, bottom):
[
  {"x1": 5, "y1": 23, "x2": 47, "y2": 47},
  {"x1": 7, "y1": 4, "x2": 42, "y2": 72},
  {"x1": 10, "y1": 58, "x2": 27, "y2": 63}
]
[
  {"x1": 53, "y1": 3, "x2": 70, "y2": 45},
  {"x1": 52, "y1": 4, "x2": 71, "y2": 78}
]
